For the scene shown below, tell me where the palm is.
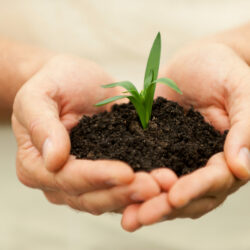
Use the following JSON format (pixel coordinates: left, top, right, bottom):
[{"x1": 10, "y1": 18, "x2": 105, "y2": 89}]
[
  {"x1": 12, "y1": 55, "x2": 117, "y2": 189},
  {"x1": 42, "y1": 57, "x2": 118, "y2": 131},
  {"x1": 13, "y1": 55, "x2": 161, "y2": 215},
  {"x1": 156, "y1": 43, "x2": 248, "y2": 203},
  {"x1": 122, "y1": 43, "x2": 248, "y2": 231},
  {"x1": 156, "y1": 43, "x2": 238, "y2": 133}
]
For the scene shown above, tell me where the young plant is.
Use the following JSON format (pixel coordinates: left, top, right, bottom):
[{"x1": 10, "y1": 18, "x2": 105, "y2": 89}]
[{"x1": 96, "y1": 32, "x2": 182, "y2": 129}]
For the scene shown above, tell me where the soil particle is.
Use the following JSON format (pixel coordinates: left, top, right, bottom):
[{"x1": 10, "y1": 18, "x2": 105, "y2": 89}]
[{"x1": 70, "y1": 97, "x2": 227, "y2": 176}]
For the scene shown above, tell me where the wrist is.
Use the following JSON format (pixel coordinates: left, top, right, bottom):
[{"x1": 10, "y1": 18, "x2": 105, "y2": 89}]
[{"x1": 0, "y1": 39, "x2": 55, "y2": 118}]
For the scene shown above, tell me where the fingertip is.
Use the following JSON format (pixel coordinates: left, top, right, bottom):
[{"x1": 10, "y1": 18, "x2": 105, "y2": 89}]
[
  {"x1": 227, "y1": 160, "x2": 250, "y2": 181},
  {"x1": 67, "y1": 160, "x2": 134, "y2": 191},
  {"x1": 138, "y1": 193, "x2": 172, "y2": 225},
  {"x1": 115, "y1": 162, "x2": 135, "y2": 185},
  {"x1": 44, "y1": 127, "x2": 71, "y2": 172},
  {"x1": 151, "y1": 168, "x2": 178, "y2": 191},
  {"x1": 130, "y1": 172, "x2": 160, "y2": 201},
  {"x1": 226, "y1": 147, "x2": 250, "y2": 180},
  {"x1": 168, "y1": 193, "x2": 187, "y2": 209},
  {"x1": 168, "y1": 179, "x2": 190, "y2": 208},
  {"x1": 121, "y1": 204, "x2": 141, "y2": 232},
  {"x1": 168, "y1": 162, "x2": 223, "y2": 209},
  {"x1": 235, "y1": 147, "x2": 250, "y2": 180},
  {"x1": 103, "y1": 161, "x2": 134, "y2": 185},
  {"x1": 225, "y1": 125, "x2": 250, "y2": 180}
]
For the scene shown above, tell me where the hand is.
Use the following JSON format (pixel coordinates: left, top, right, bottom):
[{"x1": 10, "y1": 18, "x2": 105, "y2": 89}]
[
  {"x1": 121, "y1": 42, "x2": 250, "y2": 231},
  {"x1": 12, "y1": 54, "x2": 160, "y2": 214}
]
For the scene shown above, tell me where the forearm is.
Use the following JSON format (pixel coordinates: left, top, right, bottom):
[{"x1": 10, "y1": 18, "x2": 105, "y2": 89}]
[{"x1": 0, "y1": 39, "x2": 54, "y2": 119}]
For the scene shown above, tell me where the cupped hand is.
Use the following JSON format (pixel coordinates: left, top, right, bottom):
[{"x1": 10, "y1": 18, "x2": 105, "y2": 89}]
[
  {"x1": 12, "y1": 54, "x2": 160, "y2": 214},
  {"x1": 122, "y1": 42, "x2": 250, "y2": 231}
]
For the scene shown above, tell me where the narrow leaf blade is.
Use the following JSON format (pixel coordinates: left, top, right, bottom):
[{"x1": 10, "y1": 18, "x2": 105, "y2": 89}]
[
  {"x1": 144, "y1": 32, "x2": 161, "y2": 89},
  {"x1": 102, "y1": 81, "x2": 139, "y2": 94},
  {"x1": 144, "y1": 82, "x2": 156, "y2": 122},
  {"x1": 154, "y1": 78, "x2": 182, "y2": 94},
  {"x1": 128, "y1": 96, "x2": 147, "y2": 129},
  {"x1": 95, "y1": 95, "x2": 128, "y2": 106},
  {"x1": 142, "y1": 70, "x2": 153, "y2": 98}
]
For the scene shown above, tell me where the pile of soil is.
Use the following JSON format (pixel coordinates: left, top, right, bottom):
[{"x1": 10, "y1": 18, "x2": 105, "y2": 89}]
[{"x1": 70, "y1": 97, "x2": 227, "y2": 176}]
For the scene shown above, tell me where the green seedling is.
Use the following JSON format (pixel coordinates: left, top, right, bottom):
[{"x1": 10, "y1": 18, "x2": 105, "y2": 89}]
[{"x1": 96, "y1": 32, "x2": 182, "y2": 129}]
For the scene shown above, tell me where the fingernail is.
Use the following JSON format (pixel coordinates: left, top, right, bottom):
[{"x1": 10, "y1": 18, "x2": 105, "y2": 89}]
[
  {"x1": 238, "y1": 147, "x2": 250, "y2": 175},
  {"x1": 43, "y1": 138, "x2": 52, "y2": 167},
  {"x1": 130, "y1": 193, "x2": 144, "y2": 202}
]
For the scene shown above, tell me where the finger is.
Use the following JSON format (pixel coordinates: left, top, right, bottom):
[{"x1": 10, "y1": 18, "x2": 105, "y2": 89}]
[
  {"x1": 14, "y1": 117, "x2": 134, "y2": 194},
  {"x1": 164, "y1": 197, "x2": 224, "y2": 220},
  {"x1": 224, "y1": 71, "x2": 250, "y2": 180},
  {"x1": 13, "y1": 83, "x2": 70, "y2": 172},
  {"x1": 137, "y1": 196, "x2": 224, "y2": 226},
  {"x1": 16, "y1": 147, "x2": 57, "y2": 191},
  {"x1": 12, "y1": 115, "x2": 58, "y2": 190},
  {"x1": 136, "y1": 195, "x2": 224, "y2": 227},
  {"x1": 197, "y1": 105, "x2": 230, "y2": 132},
  {"x1": 168, "y1": 153, "x2": 235, "y2": 208},
  {"x1": 43, "y1": 190, "x2": 65, "y2": 205},
  {"x1": 150, "y1": 168, "x2": 178, "y2": 191},
  {"x1": 137, "y1": 193, "x2": 172, "y2": 226},
  {"x1": 121, "y1": 204, "x2": 141, "y2": 232},
  {"x1": 64, "y1": 172, "x2": 160, "y2": 215},
  {"x1": 54, "y1": 159, "x2": 134, "y2": 195}
]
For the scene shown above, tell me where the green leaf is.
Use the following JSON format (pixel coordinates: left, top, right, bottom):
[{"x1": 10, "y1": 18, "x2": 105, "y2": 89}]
[
  {"x1": 128, "y1": 96, "x2": 147, "y2": 129},
  {"x1": 102, "y1": 81, "x2": 141, "y2": 103},
  {"x1": 144, "y1": 82, "x2": 156, "y2": 123},
  {"x1": 95, "y1": 95, "x2": 128, "y2": 106},
  {"x1": 142, "y1": 70, "x2": 153, "y2": 98},
  {"x1": 95, "y1": 32, "x2": 182, "y2": 130},
  {"x1": 144, "y1": 32, "x2": 161, "y2": 89},
  {"x1": 102, "y1": 81, "x2": 139, "y2": 94},
  {"x1": 154, "y1": 78, "x2": 183, "y2": 94}
]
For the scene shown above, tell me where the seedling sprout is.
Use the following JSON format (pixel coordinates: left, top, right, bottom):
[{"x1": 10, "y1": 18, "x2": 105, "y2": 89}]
[{"x1": 96, "y1": 32, "x2": 182, "y2": 129}]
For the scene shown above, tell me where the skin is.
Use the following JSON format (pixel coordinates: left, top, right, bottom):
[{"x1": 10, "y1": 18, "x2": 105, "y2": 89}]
[
  {"x1": 0, "y1": 40, "x2": 160, "y2": 214},
  {"x1": 0, "y1": 39, "x2": 54, "y2": 120},
  {"x1": 1, "y1": 23, "x2": 250, "y2": 229},
  {"x1": 122, "y1": 36, "x2": 250, "y2": 231},
  {"x1": 11, "y1": 54, "x2": 160, "y2": 214}
]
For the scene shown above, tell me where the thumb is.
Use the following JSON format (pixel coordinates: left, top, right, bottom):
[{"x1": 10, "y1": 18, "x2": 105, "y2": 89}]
[
  {"x1": 224, "y1": 75, "x2": 250, "y2": 180},
  {"x1": 13, "y1": 86, "x2": 71, "y2": 172}
]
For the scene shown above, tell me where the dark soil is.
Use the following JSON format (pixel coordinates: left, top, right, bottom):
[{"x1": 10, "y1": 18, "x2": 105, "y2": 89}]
[{"x1": 70, "y1": 97, "x2": 227, "y2": 176}]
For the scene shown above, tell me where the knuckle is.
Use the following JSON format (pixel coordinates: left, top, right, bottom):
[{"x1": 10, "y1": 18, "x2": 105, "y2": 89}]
[
  {"x1": 54, "y1": 175, "x2": 80, "y2": 196},
  {"x1": 16, "y1": 169, "x2": 33, "y2": 188},
  {"x1": 210, "y1": 168, "x2": 230, "y2": 190},
  {"x1": 16, "y1": 158, "x2": 36, "y2": 188},
  {"x1": 29, "y1": 118, "x2": 45, "y2": 140},
  {"x1": 64, "y1": 196, "x2": 82, "y2": 211},
  {"x1": 65, "y1": 196, "x2": 103, "y2": 215},
  {"x1": 16, "y1": 151, "x2": 56, "y2": 191},
  {"x1": 43, "y1": 191, "x2": 63, "y2": 205},
  {"x1": 78, "y1": 197, "x2": 104, "y2": 215},
  {"x1": 77, "y1": 170, "x2": 98, "y2": 192},
  {"x1": 116, "y1": 196, "x2": 129, "y2": 207},
  {"x1": 55, "y1": 176, "x2": 77, "y2": 195}
]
